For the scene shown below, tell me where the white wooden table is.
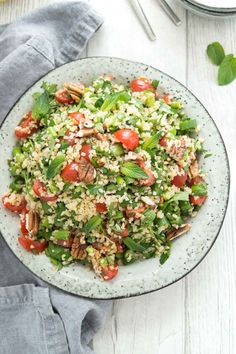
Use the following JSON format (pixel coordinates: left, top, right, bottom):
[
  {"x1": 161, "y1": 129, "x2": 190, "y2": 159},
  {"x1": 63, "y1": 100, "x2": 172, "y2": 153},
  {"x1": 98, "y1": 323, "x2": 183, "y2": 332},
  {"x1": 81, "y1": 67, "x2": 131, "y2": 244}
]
[{"x1": 1, "y1": 1, "x2": 236, "y2": 353}]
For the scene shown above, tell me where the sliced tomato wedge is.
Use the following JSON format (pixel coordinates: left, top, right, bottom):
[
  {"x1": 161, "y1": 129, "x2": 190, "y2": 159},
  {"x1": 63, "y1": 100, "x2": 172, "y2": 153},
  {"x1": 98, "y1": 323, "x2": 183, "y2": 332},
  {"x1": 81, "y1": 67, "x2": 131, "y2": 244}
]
[
  {"x1": 162, "y1": 94, "x2": 172, "y2": 105},
  {"x1": 15, "y1": 112, "x2": 39, "y2": 139},
  {"x1": 189, "y1": 195, "x2": 207, "y2": 205},
  {"x1": 116, "y1": 242, "x2": 124, "y2": 253},
  {"x1": 119, "y1": 228, "x2": 129, "y2": 237},
  {"x1": 171, "y1": 172, "x2": 188, "y2": 188},
  {"x1": 80, "y1": 144, "x2": 91, "y2": 162},
  {"x1": 33, "y1": 180, "x2": 57, "y2": 202},
  {"x1": 2, "y1": 194, "x2": 26, "y2": 213},
  {"x1": 188, "y1": 176, "x2": 204, "y2": 187},
  {"x1": 159, "y1": 136, "x2": 168, "y2": 147},
  {"x1": 64, "y1": 130, "x2": 77, "y2": 146},
  {"x1": 114, "y1": 129, "x2": 139, "y2": 151},
  {"x1": 68, "y1": 112, "x2": 85, "y2": 125},
  {"x1": 96, "y1": 202, "x2": 107, "y2": 213},
  {"x1": 54, "y1": 237, "x2": 74, "y2": 248},
  {"x1": 138, "y1": 161, "x2": 156, "y2": 187},
  {"x1": 130, "y1": 77, "x2": 154, "y2": 92},
  {"x1": 20, "y1": 209, "x2": 28, "y2": 235},
  {"x1": 61, "y1": 162, "x2": 79, "y2": 182},
  {"x1": 55, "y1": 89, "x2": 74, "y2": 104},
  {"x1": 18, "y1": 236, "x2": 47, "y2": 253},
  {"x1": 101, "y1": 264, "x2": 118, "y2": 281}
]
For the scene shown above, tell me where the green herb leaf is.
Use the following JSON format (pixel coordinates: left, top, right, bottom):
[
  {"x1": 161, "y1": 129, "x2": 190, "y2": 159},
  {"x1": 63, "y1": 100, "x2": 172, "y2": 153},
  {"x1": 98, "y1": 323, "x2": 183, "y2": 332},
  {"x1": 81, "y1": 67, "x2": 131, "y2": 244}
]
[
  {"x1": 52, "y1": 230, "x2": 70, "y2": 240},
  {"x1": 207, "y1": 42, "x2": 225, "y2": 65},
  {"x1": 142, "y1": 209, "x2": 156, "y2": 225},
  {"x1": 179, "y1": 119, "x2": 197, "y2": 131},
  {"x1": 218, "y1": 54, "x2": 236, "y2": 86},
  {"x1": 32, "y1": 90, "x2": 50, "y2": 119},
  {"x1": 160, "y1": 251, "x2": 170, "y2": 265},
  {"x1": 123, "y1": 237, "x2": 146, "y2": 252},
  {"x1": 191, "y1": 183, "x2": 207, "y2": 196},
  {"x1": 121, "y1": 162, "x2": 148, "y2": 179},
  {"x1": 143, "y1": 132, "x2": 162, "y2": 150},
  {"x1": 45, "y1": 242, "x2": 71, "y2": 262},
  {"x1": 83, "y1": 215, "x2": 103, "y2": 234},
  {"x1": 47, "y1": 155, "x2": 65, "y2": 179},
  {"x1": 86, "y1": 184, "x2": 102, "y2": 195},
  {"x1": 101, "y1": 91, "x2": 131, "y2": 111},
  {"x1": 151, "y1": 80, "x2": 159, "y2": 88}
]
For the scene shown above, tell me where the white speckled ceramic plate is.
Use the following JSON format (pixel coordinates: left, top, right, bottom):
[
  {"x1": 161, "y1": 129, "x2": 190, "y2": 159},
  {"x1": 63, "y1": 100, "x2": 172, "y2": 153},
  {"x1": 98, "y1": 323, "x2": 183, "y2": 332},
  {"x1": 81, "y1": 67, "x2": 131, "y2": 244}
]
[{"x1": 0, "y1": 57, "x2": 230, "y2": 299}]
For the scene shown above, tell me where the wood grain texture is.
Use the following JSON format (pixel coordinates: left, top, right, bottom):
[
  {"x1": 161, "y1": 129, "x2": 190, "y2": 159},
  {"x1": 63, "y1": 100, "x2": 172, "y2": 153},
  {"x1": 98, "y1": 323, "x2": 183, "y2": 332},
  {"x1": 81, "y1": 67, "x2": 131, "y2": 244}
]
[{"x1": 1, "y1": 1, "x2": 236, "y2": 353}]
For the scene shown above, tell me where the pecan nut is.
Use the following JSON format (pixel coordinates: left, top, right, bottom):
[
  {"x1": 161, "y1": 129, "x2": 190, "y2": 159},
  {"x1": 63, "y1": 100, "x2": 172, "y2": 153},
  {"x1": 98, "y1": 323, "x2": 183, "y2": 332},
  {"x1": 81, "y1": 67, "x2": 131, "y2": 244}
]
[
  {"x1": 63, "y1": 82, "x2": 85, "y2": 102},
  {"x1": 189, "y1": 159, "x2": 199, "y2": 178},
  {"x1": 27, "y1": 211, "x2": 40, "y2": 236},
  {"x1": 166, "y1": 224, "x2": 191, "y2": 241},
  {"x1": 71, "y1": 236, "x2": 87, "y2": 260},
  {"x1": 77, "y1": 159, "x2": 96, "y2": 184}
]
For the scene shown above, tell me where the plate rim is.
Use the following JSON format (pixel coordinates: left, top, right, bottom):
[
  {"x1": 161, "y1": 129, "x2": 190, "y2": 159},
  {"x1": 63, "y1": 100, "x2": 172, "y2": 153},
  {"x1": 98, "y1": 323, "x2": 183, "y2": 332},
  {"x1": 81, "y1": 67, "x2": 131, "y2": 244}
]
[{"x1": 0, "y1": 56, "x2": 231, "y2": 299}]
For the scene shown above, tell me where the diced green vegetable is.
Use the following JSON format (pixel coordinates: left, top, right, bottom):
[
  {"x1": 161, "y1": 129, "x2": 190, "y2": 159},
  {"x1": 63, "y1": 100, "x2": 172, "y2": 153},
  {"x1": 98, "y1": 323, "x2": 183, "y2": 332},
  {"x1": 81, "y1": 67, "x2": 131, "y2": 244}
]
[{"x1": 52, "y1": 230, "x2": 70, "y2": 240}]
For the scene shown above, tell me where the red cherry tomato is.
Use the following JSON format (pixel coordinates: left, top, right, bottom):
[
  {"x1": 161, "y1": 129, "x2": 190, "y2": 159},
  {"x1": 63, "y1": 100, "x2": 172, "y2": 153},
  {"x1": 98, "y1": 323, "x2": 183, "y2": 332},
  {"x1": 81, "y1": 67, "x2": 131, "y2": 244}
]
[
  {"x1": 101, "y1": 264, "x2": 118, "y2": 281},
  {"x1": 61, "y1": 162, "x2": 79, "y2": 182},
  {"x1": 159, "y1": 136, "x2": 167, "y2": 147},
  {"x1": 171, "y1": 173, "x2": 188, "y2": 188},
  {"x1": 33, "y1": 180, "x2": 57, "y2": 202},
  {"x1": 162, "y1": 94, "x2": 172, "y2": 105},
  {"x1": 138, "y1": 161, "x2": 156, "y2": 187},
  {"x1": 20, "y1": 209, "x2": 28, "y2": 235},
  {"x1": 96, "y1": 202, "x2": 107, "y2": 213},
  {"x1": 130, "y1": 77, "x2": 154, "y2": 92},
  {"x1": 68, "y1": 112, "x2": 85, "y2": 125},
  {"x1": 116, "y1": 242, "x2": 124, "y2": 253},
  {"x1": 18, "y1": 236, "x2": 47, "y2": 253},
  {"x1": 15, "y1": 112, "x2": 39, "y2": 139},
  {"x1": 114, "y1": 129, "x2": 139, "y2": 151},
  {"x1": 54, "y1": 237, "x2": 73, "y2": 248},
  {"x1": 55, "y1": 89, "x2": 74, "y2": 104},
  {"x1": 119, "y1": 228, "x2": 129, "y2": 237},
  {"x1": 80, "y1": 144, "x2": 91, "y2": 162},
  {"x1": 2, "y1": 194, "x2": 26, "y2": 213},
  {"x1": 188, "y1": 176, "x2": 204, "y2": 187},
  {"x1": 189, "y1": 195, "x2": 207, "y2": 205},
  {"x1": 64, "y1": 130, "x2": 77, "y2": 146}
]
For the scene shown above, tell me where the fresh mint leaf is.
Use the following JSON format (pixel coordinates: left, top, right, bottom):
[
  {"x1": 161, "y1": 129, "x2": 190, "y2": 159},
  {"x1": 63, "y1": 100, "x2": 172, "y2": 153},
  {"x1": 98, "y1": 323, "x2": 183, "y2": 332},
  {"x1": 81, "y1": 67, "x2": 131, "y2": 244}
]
[
  {"x1": 83, "y1": 215, "x2": 103, "y2": 234},
  {"x1": 47, "y1": 155, "x2": 65, "y2": 179},
  {"x1": 143, "y1": 132, "x2": 162, "y2": 150},
  {"x1": 179, "y1": 119, "x2": 197, "y2": 131},
  {"x1": 123, "y1": 237, "x2": 146, "y2": 252},
  {"x1": 121, "y1": 162, "x2": 149, "y2": 179},
  {"x1": 218, "y1": 54, "x2": 236, "y2": 86},
  {"x1": 207, "y1": 42, "x2": 225, "y2": 65},
  {"x1": 101, "y1": 91, "x2": 131, "y2": 111},
  {"x1": 191, "y1": 183, "x2": 207, "y2": 196}
]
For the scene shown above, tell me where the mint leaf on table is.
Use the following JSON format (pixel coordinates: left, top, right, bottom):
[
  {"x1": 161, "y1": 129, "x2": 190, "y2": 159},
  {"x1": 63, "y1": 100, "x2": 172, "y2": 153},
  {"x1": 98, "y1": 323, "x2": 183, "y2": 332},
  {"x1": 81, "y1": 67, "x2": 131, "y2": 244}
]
[
  {"x1": 207, "y1": 42, "x2": 225, "y2": 65},
  {"x1": 218, "y1": 54, "x2": 236, "y2": 86}
]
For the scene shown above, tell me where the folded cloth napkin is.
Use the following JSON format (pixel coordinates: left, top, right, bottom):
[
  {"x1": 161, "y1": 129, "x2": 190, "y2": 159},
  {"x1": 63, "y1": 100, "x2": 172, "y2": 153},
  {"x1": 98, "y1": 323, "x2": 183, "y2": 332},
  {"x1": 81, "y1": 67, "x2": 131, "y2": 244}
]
[{"x1": 0, "y1": 2, "x2": 111, "y2": 354}]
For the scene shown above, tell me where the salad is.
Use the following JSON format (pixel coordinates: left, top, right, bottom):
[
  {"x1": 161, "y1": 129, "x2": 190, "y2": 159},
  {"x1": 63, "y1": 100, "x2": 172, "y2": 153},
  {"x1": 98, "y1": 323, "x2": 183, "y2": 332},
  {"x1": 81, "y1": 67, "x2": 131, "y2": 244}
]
[{"x1": 2, "y1": 75, "x2": 208, "y2": 281}]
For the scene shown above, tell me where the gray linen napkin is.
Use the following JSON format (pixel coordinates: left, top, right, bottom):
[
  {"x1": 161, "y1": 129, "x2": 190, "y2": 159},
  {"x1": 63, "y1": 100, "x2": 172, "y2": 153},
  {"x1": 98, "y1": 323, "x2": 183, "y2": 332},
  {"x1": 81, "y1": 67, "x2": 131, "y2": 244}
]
[{"x1": 0, "y1": 2, "x2": 112, "y2": 354}]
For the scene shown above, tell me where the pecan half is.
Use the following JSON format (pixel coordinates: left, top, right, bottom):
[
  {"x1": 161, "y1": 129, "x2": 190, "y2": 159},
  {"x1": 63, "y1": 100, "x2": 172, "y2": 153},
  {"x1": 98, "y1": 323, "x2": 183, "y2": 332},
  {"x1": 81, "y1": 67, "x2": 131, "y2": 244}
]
[
  {"x1": 76, "y1": 128, "x2": 97, "y2": 138},
  {"x1": 71, "y1": 236, "x2": 87, "y2": 260},
  {"x1": 64, "y1": 82, "x2": 85, "y2": 102},
  {"x1": 189, "y1": 159, "x2": 199, "y2": 178},
  {"x1": 77, "y1": 159, "x2": 96, "y2": 183},
  {"x1": 166, "y1": 224, "x2": 191, "y2": 241},
  {"x1": 27, "y1": 211, "x2": 40, "y2": 236}
]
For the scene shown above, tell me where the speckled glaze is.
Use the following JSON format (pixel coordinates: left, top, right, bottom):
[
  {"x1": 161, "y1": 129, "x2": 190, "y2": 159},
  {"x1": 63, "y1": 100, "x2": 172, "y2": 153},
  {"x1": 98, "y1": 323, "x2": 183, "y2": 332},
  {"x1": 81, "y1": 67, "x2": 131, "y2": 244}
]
[{"x1": 0, "y1": 57, "x2": 230, "y2": 299}]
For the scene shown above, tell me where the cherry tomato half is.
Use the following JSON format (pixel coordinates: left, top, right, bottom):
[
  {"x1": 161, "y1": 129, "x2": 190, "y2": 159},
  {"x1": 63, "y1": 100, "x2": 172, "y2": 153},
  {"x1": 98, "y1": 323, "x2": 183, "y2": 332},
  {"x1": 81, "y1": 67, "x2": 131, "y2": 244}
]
[
  {"x1": 18, "y1": 236, "x2": 47, "y2": 253},
  {"x1": 101, "y1": 264, "x2": 118, "y2": 281},
  {"x1": 159, "y1": 136, "x2": 168, "y2": 147},
  {"x1": 61, "y1": 162, "x2": 79, "y2": 182},
  {"x1": 20, "y1": 209, "x2": 28, "y2": 235},
  {"x1": 96, "y1": 202, "x2": 107, "y2": 213},
  {"x1": 114, "y1": 129, "x2": 139, "y2": 151},
  {"x1": 2, "y1": 194, "x2": 26, "y2": 213},
  {"x1": 171, "y1": 173, "x2": 188, "y2": 188},
  {"x1": 119, "y1": 228, "x2": 129, "y2": 237},
  {"x1": 162, "y1": 94, "x2": 172, "y2": 105},
  {"x1": 15, "y1": 112, "x2": 39, "y2": 139},
  {"x1": 80, "y1": 144, "x2": 91, "y2": 162},
  {"x1": 189, "y1": 195, "x2": 207, "y2": 206},
  {"x1": 33, "y1": 180, "x2": 57, "y2": 202},
  {"x1": 68, "y1": 112, "x2": 85, "y2": 125},
  {"x1": 130, "y1": 77, "x2": 154, "y2": 92},
  {"x1": 55, "y1": 89, "x2": 74, "y2": 104}
]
